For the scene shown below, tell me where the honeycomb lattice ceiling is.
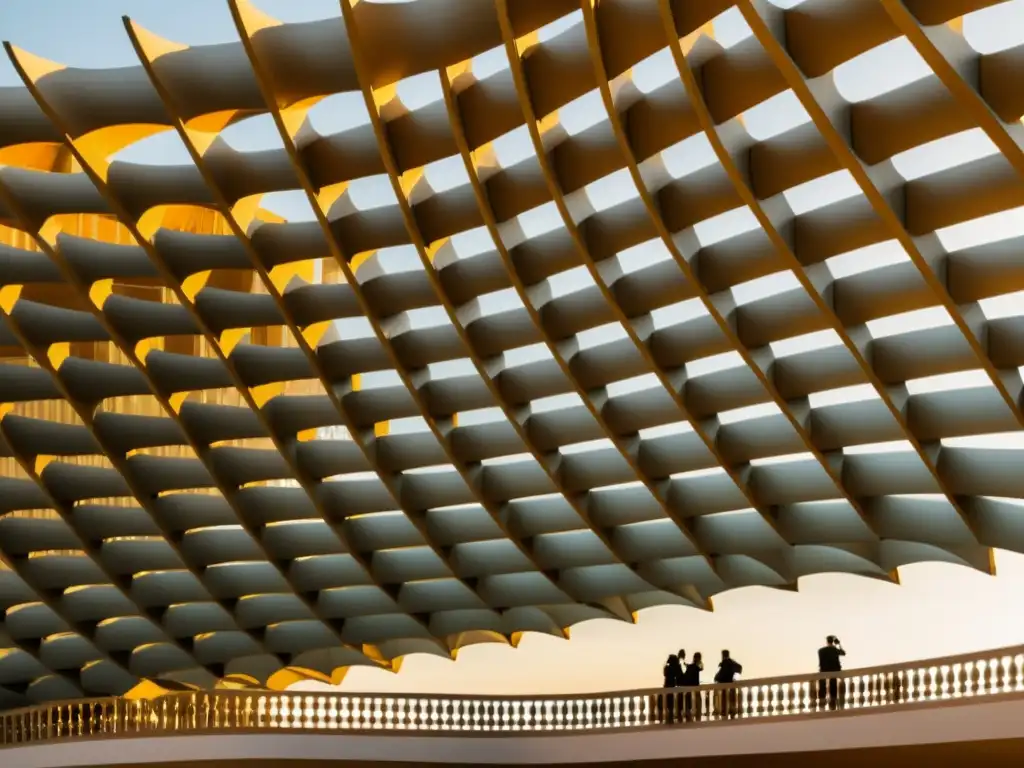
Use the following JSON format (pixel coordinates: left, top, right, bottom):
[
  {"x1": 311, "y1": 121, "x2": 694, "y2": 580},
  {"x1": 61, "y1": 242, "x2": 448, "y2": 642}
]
[{"x1": 0, "y1": 0, "x2": 1023, "y2": 707}]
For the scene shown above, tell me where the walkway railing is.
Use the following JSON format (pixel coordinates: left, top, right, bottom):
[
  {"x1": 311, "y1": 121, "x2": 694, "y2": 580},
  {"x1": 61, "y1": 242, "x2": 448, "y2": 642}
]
[{"x1": 2, "y1": 644, "x2": 1023, "y2": 746}]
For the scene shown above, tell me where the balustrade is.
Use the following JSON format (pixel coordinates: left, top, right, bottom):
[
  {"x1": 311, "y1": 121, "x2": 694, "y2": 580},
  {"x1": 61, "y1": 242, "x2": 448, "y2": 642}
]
[{"x1": 2, "y1": 645, "x2": 1023, "y2": 746}]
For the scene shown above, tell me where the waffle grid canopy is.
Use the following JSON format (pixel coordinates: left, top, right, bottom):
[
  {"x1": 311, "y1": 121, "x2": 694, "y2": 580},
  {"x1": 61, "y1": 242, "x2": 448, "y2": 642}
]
[{"x1": 0, "y1": 0, "x2": 1022, "y2": 706}]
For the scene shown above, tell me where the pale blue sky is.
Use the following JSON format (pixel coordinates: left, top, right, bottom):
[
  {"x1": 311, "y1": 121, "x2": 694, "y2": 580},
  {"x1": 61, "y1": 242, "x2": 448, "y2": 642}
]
[
  {"x1": 0, "y1": 0, "x2": 341, "y2": 74},
  {"x1": 3, "y1": 0, "x2": 1024, "y2": 693}
]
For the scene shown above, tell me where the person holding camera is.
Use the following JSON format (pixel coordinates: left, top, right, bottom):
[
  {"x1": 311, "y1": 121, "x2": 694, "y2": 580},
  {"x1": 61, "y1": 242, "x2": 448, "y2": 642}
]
[
  {"x1": 817, "y1": 635, "x2": 846, "y2": 709},
  {"x1": 680, "y1": 651, "x2": 704, "y2": 721}
]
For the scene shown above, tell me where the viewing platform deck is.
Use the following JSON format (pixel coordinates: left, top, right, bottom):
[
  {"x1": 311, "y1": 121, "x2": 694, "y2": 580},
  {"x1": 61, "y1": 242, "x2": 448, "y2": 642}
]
[{"x1": 3, "y1": 644, "x2": 1024, "y2": 767}]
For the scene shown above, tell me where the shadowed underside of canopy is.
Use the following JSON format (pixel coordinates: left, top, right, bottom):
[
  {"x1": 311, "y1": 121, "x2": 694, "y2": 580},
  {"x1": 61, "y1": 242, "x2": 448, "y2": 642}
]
[{"x1": 0, "y1": 0, "x2": 1022, "y2": 708}]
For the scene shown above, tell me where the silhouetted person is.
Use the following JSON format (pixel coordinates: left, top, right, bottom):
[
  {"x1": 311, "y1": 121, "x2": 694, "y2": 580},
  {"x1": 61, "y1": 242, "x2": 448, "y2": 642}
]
[
  {"x1": 681, "y1": 651, "x2": 703, "y2": 685},
  {"x1": 714, "y1": 650, "x2": 743, "y2": 718},
  {"x1": 714, "y1": 650, "x2": 742, "y2": 683},
  {"x1": 661, "y1": 653, "x2": 683, "y2": 722},
  {"x1": 680, "y1": 651, "x2": 703, "y2": 720},
  {"x1": 818, "y1": 635, "x2": 846, "y2": 709},
  {"x1": 663, "y1": 653, "x2": 683, "y2": 687},
  {"x1": 677, "y1": 649, "x2": 688, "y2": 720}
]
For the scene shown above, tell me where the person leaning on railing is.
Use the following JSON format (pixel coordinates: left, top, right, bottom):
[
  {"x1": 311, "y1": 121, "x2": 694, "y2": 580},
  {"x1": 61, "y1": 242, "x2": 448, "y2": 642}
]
[{"x1": 714, "y1": 650, "x2": 743, "y2": 719}]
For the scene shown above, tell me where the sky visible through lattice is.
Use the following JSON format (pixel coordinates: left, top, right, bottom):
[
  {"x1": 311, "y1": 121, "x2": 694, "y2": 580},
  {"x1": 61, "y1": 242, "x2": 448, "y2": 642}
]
[{"x1": 1, "y1": 0, "x2": 1024, "y2": 695}]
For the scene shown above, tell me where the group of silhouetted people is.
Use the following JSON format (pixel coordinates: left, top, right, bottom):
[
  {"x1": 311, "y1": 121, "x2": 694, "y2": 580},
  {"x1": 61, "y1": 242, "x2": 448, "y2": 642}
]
[
  {"x1": 663, "y1": 649, "x2": 743, "y2": 688},
  {"x1": 656, "y1": 635, "x2": 848, "y2": 723},
  {"x1": 659, "y1": 649, "x2": 744, "y2": 722}
]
